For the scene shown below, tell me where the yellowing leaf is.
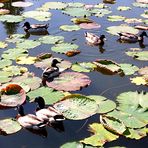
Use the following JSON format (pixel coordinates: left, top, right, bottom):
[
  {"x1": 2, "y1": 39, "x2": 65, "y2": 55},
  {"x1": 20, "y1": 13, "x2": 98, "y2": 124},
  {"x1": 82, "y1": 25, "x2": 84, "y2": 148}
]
[
  {"x1": 16, "y1": 56, "x2": 37, "y2": 65},
  {"x1": 130, "y1": 76, "x2": 148, "y2": 85}
]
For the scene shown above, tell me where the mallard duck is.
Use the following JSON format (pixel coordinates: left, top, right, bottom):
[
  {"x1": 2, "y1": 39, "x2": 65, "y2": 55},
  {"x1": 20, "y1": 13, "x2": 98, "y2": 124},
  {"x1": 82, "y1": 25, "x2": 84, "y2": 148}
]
[
  {"x1": 16, "y1": 105, "x2": 46, "y2": 129},
  {"x1": 22, "y1": 22, "x2": 49, "y2": 34},
  {"x1": 118, "y1": 31, "x2": 148, "y2": 43},
  {"x1": 34, "y1": 96, "x2": 65, "y2": 124},
  {"x1": 84, "y1": 32, "x2": 106, "y2": 46}
]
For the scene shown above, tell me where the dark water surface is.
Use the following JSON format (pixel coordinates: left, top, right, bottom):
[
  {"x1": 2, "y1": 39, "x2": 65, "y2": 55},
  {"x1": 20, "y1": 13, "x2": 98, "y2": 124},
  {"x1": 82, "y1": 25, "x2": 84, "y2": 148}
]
[{"x1": 0, "y1": 0, "x2": 148, "y2": 147}]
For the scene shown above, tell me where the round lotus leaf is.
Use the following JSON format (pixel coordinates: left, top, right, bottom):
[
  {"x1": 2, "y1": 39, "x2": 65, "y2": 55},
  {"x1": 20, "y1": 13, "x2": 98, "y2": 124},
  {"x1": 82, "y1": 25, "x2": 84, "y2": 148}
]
[
  {"x1": 71, "y1": 62, "x2": 97, "y2": 72},
  {"x1": 27, "y1": 87, "x2": 64, "y2": 104},
  {"x1": 0, "y1": 3, "x2": 4, "y2": 7},
  {"x1": 80, "y1": 123, "x2": 119, "y2": 147},
  {"x1": 68, "y1": 2, "x2": 84, "y2": 7},
  {"x1": 6, "y1": 34, "x2": 25, "y2": 43},
  {"x1": 60, "y1": 25, "x2": 80, "y2": 31},
  {"x1": 0, "y1": 15, "x2": 24, "y2": 23},
  {"x1": 79, "y1": 22, "x2": 101, "y2": 29},
  {"x1": 106, "y1": 24, "x2": 139, "y2": 35},
  {"x1": 94, "y1": 3, "x2": 108, "y2": 8},
  {"x1": 130, "y1": 76, "x2": 148, "y2": 86},
  {"x1": 12, "y1": 1, "x2": 33, "y2": 7},
  {"x1": 51, "y1": 43, "x2": 79, "y2": 54},
  {"x1": 125, "y1": 51, "x2": 148, "y2": 61},
  {"x1": 0, "y1": 118, "x2": 22, "y2": 135},
  {"x1": 16, "y1": 40, "x2": 41, "y2": 50},
  {"x1": 0, "y1": 9, "x2": 10, "y2": 15},
  {"x1": 54, "y1": 94, "x2": 98, "y2": 120},
  {"x1": 0, "y1": 59, "x2": 12, "y2": 69},
  {"x1": 117, "y1": 6, "x2": 131, "y2": 11},
  {"x1": 124, "y1": 18, "x2": 142, "y2": 23},
  {"x1": 38, "y1": 35, "x2": 64, "y2": 44},
  {"x1": 133, "y1": 2, "x2": 148, "y2": 8},
  {"x1": 119, "y1": 63, "x2": 139, "y2": 75},
  {"x1": 94, "y1": 9, "x2": 112, "y2": 17},
  {"x1": 62, "y1": 8, "x2": 91, "y2": 17},
  {"x1": 88, "y1": 95, "x2": 107, "y2": 103},
  {"x1": 0, "y1": 84, "x2": 26, "y2": 108},
  {"x1": 46, "y1": 72, "x2": 91, "y2": 91},
  {"x1": 60, "y1": 142, "x2": 83, "y2": 148},
  {"x1": 71, "y1": 17, "x2": 93, "y2": 24},
  {"x1": 0, "y1": 41, "x2": 8, "y2": 48},
  {"x1": 107, "y1": 15, "x2": 126, "y2": 22},
  {"x1": 23, "y1": 11, "x2": 52, "y2": 21},
  {"x1": 136, "y1": 0, "x2": 148, "y2": 4},
  {"x1": 0, "y1": 71, "x2": 12, "y2": 84},
  {"x1": 16, "y1": 56, "x2": 37, "y2": 65},
  {"x1": 138, "y1": 66, "x2": 148, "y2": 75}
]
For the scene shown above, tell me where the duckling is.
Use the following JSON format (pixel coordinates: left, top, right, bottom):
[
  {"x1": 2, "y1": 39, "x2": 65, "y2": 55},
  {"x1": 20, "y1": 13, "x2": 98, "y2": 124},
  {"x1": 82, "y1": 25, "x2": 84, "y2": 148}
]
[
  {"x1": 84, "y1": 32, "x2": 106, "y2": 46},
  {"x1": 118, "y1": 31, "x2": 148, "y2": 43},
  {"x1": 34, "y1": 96, "x2": 65, "y2": 124},
  {"x1": 16, "y1": 105, "x2": 46, "y2": 130},
  {"x1": 22, "y1": 22, "x2": 49, "y2": 34},
  {"x1": 42, "y1": 59, "x2": 61, "y2": 80}
]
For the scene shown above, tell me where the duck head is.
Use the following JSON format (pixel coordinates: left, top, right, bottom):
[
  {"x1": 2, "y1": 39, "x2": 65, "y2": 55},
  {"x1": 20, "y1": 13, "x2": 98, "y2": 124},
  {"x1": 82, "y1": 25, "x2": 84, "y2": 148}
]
[
  {"x1": 22, "y1": 22, "x2": 31, "y2": 31},
  {"x1": 140, "y1": 31, "x2": 148, "y2": 37},
  {"x1": 51, "y1": 59, "x2": 60, "y2": 67},
  {"x1": 100, "y1": 35, "x2": 106, "y2": 40},
  {"x1": 34, "y1": 96, "x2": 45, "y2": 110}
]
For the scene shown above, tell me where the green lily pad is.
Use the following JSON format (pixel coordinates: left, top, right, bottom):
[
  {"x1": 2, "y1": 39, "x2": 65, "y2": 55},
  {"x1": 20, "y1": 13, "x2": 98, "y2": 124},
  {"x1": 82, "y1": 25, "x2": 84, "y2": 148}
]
[
  {"x1": 0, "y1": 71, "x2": 12, "y2": 84},
  {"x1": 141, "y1": 10, "x2": 148, "y2": 18},
  {"x1": 62, "y1": 8, "x2": 91, "y2": 17},
  {"x1": 106, "y1": 24, "x2": 139, "y2": 35},
  {"x1": 125, "y1": 51, "x2": 148, "y2": 61},
  {"x1": 16, "y1": 40, "x2": 41, "y2": 50},
  {"x1": 0, "y1": 59, "x2": 12, "y2": 69},
  {"x1": 80, "y1": 123, "x2": 119, "y2": 147},
  {"x1": 107, "y1": 15, "x2": 126, "y2": 22},
  {"x1": 124, "y1": 18, "x2": 142, "y2": 23},
  {"x1": 68, "y1": 2, "x2": 84, "y2": 8},
  {"x1": 0, "y1": 118, "x2": 22, "y2": 135},
  {"x1": 93, "y1": 59, "x2": 121, "y2": 75},
  {"x1": 0, "y1": 84, "x2": 26, "y2": 108},
  {"x1": 94, "y1": 9, "x2": 112, "y2": 17},
  {"x1": 60, "y1": 25, "x2": 80, "y2": 31},
  {"x1": 0, "y1": 9, "x2": 10, "y2": 15},
  {"x1": 6, "y1": 34, "x2": 25, "y2": 43},
  {"x1": 46, "y1": 72, "x2": 91, "y2": 91},
  {"x1": 0, "y1": 41, "x2": 8, "y2": 48},
  {"x1": 0, "y1": 15, "x2": 24, "y2": 23},
  {"x1": 16, "y1": 56, "x2": 37, "y2": 65},
  {"x1": 12, "y1": 1, "x2": 33, "y2": 7},
  {"x1": 38, "y1": 35, "x2": 64, "y2": 44},
  {"x1": 143, "y1": 19, "x2": 148, "y2": 24},
  {"x1": 51, "y1": 43, "x2": 79, "y2": 54},
  {"x1": 54, "y1": 94, "x2": 98, "y2": 120},
  {"x1": 71, "y1": 17, "x2": 93, "y2": 24},
  {"x1": 60, "y1": 142, "x2": 83, "y2": 148},
  {"x1": 133, "y1": 2, "x2": 148, "y2": 8},
  {"x1": 117, "y1": 6, "x2": 131, "y2": 11},
  {"x1": 71, "y1": 62, "x2": 97, "y2": 72},
  {"x1": 27, "y1": 87, "x2": 64, "y2": 104},
  {"x1": 95, "y1": 3, "x2": 108, "y2": 8},
  {"x1": 130, "y1": 76, "x2": 148, "y2": 86},
  {"x1": 119, "y1": 63, "x2": 139, "y2": 75},
  {"x1": 23, "y1": 11, "x2": 52, "y2": 21}
]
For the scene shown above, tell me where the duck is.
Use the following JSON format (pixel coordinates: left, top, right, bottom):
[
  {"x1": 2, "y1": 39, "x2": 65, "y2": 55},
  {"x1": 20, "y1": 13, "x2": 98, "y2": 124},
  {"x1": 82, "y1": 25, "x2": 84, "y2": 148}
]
[
  {"x1": 84, "y1": 32, "x2": 106, "y2": 46},
  {"x1": 42, "y1": 59, "x2": 61, "y2": 80},
  {"x1": 34, "y1": 96, "x2": 65, "y2": 124},
  {"x1": 22, "y1": 22, "x2": 49, "y2": 34},
  {"x1": 16, "y1": 105, "x2": 47, "y2": 130},
  {"x1": 118, "y1": 31, "x2": 148, "y2": 43}
]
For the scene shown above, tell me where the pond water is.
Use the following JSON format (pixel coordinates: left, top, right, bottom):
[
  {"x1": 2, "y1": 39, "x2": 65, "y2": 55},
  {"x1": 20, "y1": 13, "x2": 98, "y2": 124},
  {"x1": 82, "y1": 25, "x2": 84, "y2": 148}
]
[{"x1": 0, "y1": 0, "x2": 148, "y2": 147}]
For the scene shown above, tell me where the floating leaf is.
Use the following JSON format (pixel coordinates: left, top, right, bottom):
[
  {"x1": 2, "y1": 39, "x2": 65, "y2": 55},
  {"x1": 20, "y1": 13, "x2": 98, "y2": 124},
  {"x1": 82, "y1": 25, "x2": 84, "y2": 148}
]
[
  {"x1": 93, "y1": 59, "x2": 121, "y2": 75},
  {"x1": 12, "y1": 1, "x2": 33, "y2": 7},
  {"x1": 62, "y1": 8, "x2": 91, "y2": 17},
  {"x1": 136, "y1": 0, "x2": 148, "y2": 4},
  {"x1": 71, "y1": 62, "x2": 97, "y2": 72},
  {"x1": 23, "y1": 11, "x2": 52, "y2": 21},
  {"x1": 46, "y1": 72, "x2": 91, "y2": 91},
  {"x1": 79, "y1": 22, "x2": 101, "y2": 29},
  {"x1": 133, "y1": 2, "x2": 148, "y2": 8},
  {"x1": 71, "y1": 17, "x2": 93, "y2": 24},
  {"x1": 0, "y1": 15, "x2": 24, "y2": 23},
  {"x1": 94, "y1": 9, "x2": 112, "y2": 17},
  {"x1": 0, "y1": 59, "x2": 12, "y2": 69},
  {"x1": 38, "y1": 35, "x2": 64, "y2": 44},
  {"x1": 0, "y1": 9, "x2": 10, "y2": 15},
  {"x1": 0, "y1": 118, "x2": 22, "y2": 135},
  {"x1": 68, "y1": 2, "x2": 84, "y2": 8},
  {"x1": 51, "y1": 43, "x2": 79, "y2": 54},
  {"x1": 130, "y1": 76, "x2": 148, "y2": 86},
  {"x1": 95, "y1": 3, "x2": 108, "y2": 8},
  {"x1": 125, "y1": 51, "x2": 148, "y2": 61},
  {"x1": 124, "y1": 18, "x2": 142, "y2": 23},
  {"x1": 27, "y1": 87, "x2": 64, "y2": 104},
  {"x1": 119, "y1": 63, "x2": 139, "y2": 75},
  {"x1": 54, "y1": 94, "x2": 98, "y2": 120},
  {"x1": 138, "y1": 66, "x2": 148, "y2": 75},
  {"x1": 0, "y1": 41, "x2": 7, "y2": 48},
  {"x1": 106, "y1": 24, "x2": 139, "y2": 35},
  {"x1": 80, "y1": 123, "x2": 119, "y2": 147},
  {"x1": 6, "y1": 34, "x2": 25, "y2": 43},
  {"x1": 141, "y1": 10, "x2": 148, "y2": 18},
  {"x1": 60, "y1": 25, "x2": 80, "y2": 31},
  {"x1": 16, "y1": 40, "x2": 41, "y2": 50},
  {"x1": 0, "y1": 84, "x2": 26, "y2": 108},
  {"x1": 117, "y1": 6, "x2": 131, "y2": 11},
  {"x1": 107, "y1": 15, "x2": 126, "y2": 22},
  {"x1": 0, "y1": 71, "x2": 12, "y2": 84},
  {"x1": 16, "y1": 56, "x2": 37, "y2": 65},
  {"x1": 60, "y1": 142, "x2": 83, "y2": 148}
]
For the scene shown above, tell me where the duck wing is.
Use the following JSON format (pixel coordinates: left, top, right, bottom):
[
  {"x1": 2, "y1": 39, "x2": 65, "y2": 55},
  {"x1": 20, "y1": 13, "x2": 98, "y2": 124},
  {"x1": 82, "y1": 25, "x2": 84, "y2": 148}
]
[{"x1": 31, "y1": 24, "x2": 49, "y2": 29}]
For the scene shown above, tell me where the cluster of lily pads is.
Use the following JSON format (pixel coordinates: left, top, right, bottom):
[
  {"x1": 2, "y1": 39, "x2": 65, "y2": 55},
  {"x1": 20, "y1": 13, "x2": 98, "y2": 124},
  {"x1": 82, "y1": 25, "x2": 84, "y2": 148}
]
[{"x1": 0, "y1": 0, "x2": 148, "y2": 147}]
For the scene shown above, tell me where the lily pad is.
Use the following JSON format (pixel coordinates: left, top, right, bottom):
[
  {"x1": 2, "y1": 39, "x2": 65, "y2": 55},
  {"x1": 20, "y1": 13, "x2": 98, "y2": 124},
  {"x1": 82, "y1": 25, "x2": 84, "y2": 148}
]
[
  {"x1": 0, "y1": 15, "x2": 24, "y2": 23},
  {"x1": 68, "y1": 2, "x2": 84, "y2": 8},
  {"x1": 0, "y1": 71, "x2": 12, "y2": 84},
  {"x1": 133, "y1": 2, "x2": 148, "y2": 8},
  {"x1": 136, "y1": 0, "x2": 148, "y2": 4},
  {"x1": 94, "y1": 9, "x2": 112, "y2": 17},
  {"x1": 93, "y1": 59, "x2": 121, "y2": 75},
  {"x1": 51, "y1": 43, "x2": 79, "y2": 54},
  {"x1": 0, "y1": 118, "x2": 22, "y2": 135},
  {"x1": 79, "y1": 22, "x2": 101, "y2": 29},
  {"x1": 124, "y1": 18, "x2": 142, "y2": 23},
  {"x1": 16, "y1": 40, "x2": 41, "y2": 50},
  {"x1": 23, "y1": 11, "x2": 52, "y2": 21},
  {"x1": 125, "y1": 51, "x2": 148, "y2": 61},
  {"x1": 119, "y1": 63, "x2": 139, "y2": 75},
  {"x1": 60, "y1": 25, "x2": 80, "y2": 31},
  {"x1": 106, "y1": 24, "x2": 139, "y2": 35},
  {"x1": 60, "y1": 142, "x2": 83, "y2": 148},
  {"x1": 0, "y1": 59, "x2": 12, "y2": 69},
  {"x1": 80, "y1": 123, "x2": 119, "y2": 147},
  {"x1": 53, "y1": 94, "x2": 98, "y2": 120},
  {"x1": 107, "y1": 15, "x2": 126, "y2": 22},
  {"x1": 0, "y1": 41, "x2": 7, "y2": 48},
  {"x1": 130, "y1": 76, "x2": 148, "y2": 86},
  {"x1": 117, "y1": 6, "x2": 131, "y2": 11},
  {"x1": 16, "y1": 56, "x2": 37, "y2": 65},
  {"x1": 71, "y1": 62, "x2": 97, "y2": 72},
  {"x1": 71, "y1": 17, "x2": 93, "y2": 24},
  {"x1": 62, "y1": 8, "x2": 91, "y2": 17},
  {"x1": 0, "y1": 9, "x2": 10, "y2": 15},
  {"x1": 38, "y1": 35, "x2": 64, "y2": 44},
  {"x1": 27, "y1": 87, "x2": 64, "y2": 104},
  {"x1": 46, "y1": 72, "x2": 91, "y2": 91},
  {"x1": 6, "y1": 34, "x2": 25, "y2": 43},
  {"x1": 0, "y1": 84, "x2": 26, "y2": 108},
  {"x1": 141, "y1": 10, "x2": 148, "y2": 18},
  {"x1": 138, "y1": 66, "x2": 148, "y2": 75},
  {"x1": 12, "y1": 1, "x2": 33, "y2": 7}
]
